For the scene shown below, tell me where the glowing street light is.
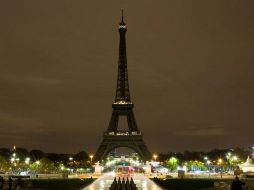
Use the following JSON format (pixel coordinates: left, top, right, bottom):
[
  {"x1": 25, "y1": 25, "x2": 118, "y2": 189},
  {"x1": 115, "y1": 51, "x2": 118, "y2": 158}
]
[
  {"x1": 36, "y1": 161, "x2": 40, "y2": 165},
  {"x1": 226, "y1": 152, "x2": 232, "y2": 159},
  {"x1": 153, "y1": 154, "x2": 158, "y2": 161},
  {"x1": 218, "y1": 158, "x2": 223, "y2": 165},
  {"x1": 69, "y1": 157, "x2": 73, "y2": 161},
  {"x1": 89, "y1": 154, "x2": 94, "y2": 164},
  {"x1": 25, "y1": 157, "x2": 30, "y2": 164}
]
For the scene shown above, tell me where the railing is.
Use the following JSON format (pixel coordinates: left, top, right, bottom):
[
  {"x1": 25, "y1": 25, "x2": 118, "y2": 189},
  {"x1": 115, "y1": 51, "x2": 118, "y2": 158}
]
[{"x1": 105, "y1": 131, "x2": 142, "y2": 136}]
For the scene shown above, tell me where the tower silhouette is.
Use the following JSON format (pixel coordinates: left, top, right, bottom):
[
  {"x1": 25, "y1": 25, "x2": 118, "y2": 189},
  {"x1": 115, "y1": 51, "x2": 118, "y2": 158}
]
[{"x1": 95, "y1": 12, "x2": 151, "y2": 161}]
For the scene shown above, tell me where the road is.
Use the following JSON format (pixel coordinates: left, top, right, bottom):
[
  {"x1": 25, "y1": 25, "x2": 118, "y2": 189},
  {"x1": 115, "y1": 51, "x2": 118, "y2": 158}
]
[{"x1": 83, "y1": 173, "x2": 162, "y2": 190}]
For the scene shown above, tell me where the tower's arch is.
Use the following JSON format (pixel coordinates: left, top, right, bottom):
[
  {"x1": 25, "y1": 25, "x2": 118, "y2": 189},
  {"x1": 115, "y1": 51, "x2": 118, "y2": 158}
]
[{"x1": 99, "y1": 143, "x2": 148, "y2": 161}]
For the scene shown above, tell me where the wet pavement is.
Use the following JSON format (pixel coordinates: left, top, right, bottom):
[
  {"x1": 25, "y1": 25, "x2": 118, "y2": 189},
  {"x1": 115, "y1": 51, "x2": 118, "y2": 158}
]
[{"x1": 83, "y1": 173, "x2": 162, "y2": 190}]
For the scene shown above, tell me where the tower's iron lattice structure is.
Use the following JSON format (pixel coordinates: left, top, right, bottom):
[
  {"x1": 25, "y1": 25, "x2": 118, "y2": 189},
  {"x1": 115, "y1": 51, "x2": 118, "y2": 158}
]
[{"x1": 94, "y1": 13, "x2": 151, "y2": 161}]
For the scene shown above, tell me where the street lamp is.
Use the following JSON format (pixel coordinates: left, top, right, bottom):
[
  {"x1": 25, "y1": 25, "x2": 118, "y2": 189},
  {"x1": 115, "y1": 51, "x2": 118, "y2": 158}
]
[
  {"x1": 25, "y1": 157, "x2": 30, "y2": 164},
  {"x1": 217, "y1": 158, "x2": 224, "y2": 177},
  {"x1": 206, "y1": 160, "x2": 211, "y2": 174},
  {"x1": 89, "y1": 155, "x2": 94, "y2": 164},
  {"x1": 153, "y1": 154, "x2": 158, "y2": 162},
  {"x1": 226, "y1": 152, "x2": 232, "y2": 160}
]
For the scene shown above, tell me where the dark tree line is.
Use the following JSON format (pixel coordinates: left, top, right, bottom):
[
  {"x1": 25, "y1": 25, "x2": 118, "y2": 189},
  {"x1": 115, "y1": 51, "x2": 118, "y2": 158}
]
[
  {"x1": 0, "y1": 147, "x2": 89, "y2": 164},
  {"x1": 158, "y1": 147, "x2": 251, "y2": 163}
]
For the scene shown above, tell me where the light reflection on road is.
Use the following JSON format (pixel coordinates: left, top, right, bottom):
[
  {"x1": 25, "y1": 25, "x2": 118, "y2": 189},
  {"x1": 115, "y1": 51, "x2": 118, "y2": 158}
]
[{"x1": 83, "y1": 173, "x2": 162, "y2": 190}]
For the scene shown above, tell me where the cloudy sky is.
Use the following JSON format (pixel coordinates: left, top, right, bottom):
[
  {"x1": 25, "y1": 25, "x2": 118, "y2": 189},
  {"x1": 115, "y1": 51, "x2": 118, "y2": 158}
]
[{"x1": 0, "y1": 0, "x2": 254, "y2": 154}]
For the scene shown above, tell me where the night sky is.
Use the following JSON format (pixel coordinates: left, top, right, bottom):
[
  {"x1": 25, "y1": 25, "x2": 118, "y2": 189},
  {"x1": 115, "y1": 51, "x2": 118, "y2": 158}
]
[{"x1": 0, "y1": 1, "x2": 254, "y2": 154}]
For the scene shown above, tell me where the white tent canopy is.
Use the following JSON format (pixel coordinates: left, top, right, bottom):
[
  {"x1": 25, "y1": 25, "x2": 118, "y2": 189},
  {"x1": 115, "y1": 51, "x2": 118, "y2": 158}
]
[{"x1": 239, "y1": 156, "x2": 254, "y2": 173}]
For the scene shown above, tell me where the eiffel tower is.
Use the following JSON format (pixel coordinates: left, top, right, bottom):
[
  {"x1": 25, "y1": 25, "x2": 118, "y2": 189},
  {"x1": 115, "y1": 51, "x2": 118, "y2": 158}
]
[{"x1": 95, "y1": 13, "x2": 151, "y2": 161}]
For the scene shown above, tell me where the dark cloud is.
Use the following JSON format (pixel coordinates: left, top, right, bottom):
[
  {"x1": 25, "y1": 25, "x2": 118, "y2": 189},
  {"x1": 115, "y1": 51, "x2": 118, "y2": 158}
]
[
  {"x1": 0, "y1": 0, "x2": 254, "y2": 153},
  {"x1": 0, "y1": 74, "x2": 62, "y2": 86},
  {"x1": 173, "y1": 126, "x2": 229, "y2": 136}
]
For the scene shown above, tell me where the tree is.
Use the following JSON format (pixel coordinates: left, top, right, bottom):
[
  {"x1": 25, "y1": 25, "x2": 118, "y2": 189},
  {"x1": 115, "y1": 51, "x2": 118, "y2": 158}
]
[
  {"x1": 0, "y1": 155, "x2": 10, "y2": 172},
  {"x1": 30, "y1": 158, "x2": 56, "y2": 174},
  {"x1": 74, "y1": 151, "x2": 89, "y2": 161},
  {"x1": 186, "y1": 160, "x2": 207, "y2": 171},
  {"x1": 166, "y1": 157, "x2": 178, "y2": 171},
  {"x1": 0, "y1": 148, "x2": 11, "y2": 159},
  {"x1": 15, "y1": 148, "x2": 29, "y2": 160},
  {"x1": 30, "y1": 150, "x2": 45, "y2": 160},
  {"x1": 226, "y1": 153, "x2": 242, "y2": 171}
]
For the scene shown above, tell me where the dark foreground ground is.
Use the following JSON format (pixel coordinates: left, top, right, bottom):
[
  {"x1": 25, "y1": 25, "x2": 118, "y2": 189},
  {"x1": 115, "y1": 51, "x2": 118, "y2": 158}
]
[
  {"x1": 1, "y1": 177, "x2": 254, "y2": 190},
  {"x1": 1, "y1": 178, "x2": 94, "y2": 190},
  {"x1": 153, "y1": 178, "x2": 254, "y2": 190},
  {"x1": 153, "y1": 178, "x2": 216, "y2": 190}
]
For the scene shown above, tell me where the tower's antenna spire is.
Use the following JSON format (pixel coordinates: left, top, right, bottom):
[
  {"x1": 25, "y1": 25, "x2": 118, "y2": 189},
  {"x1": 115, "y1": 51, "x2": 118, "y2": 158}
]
[{"x1": 121, "y1": 9, "x2": 124, "y2": 23}]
